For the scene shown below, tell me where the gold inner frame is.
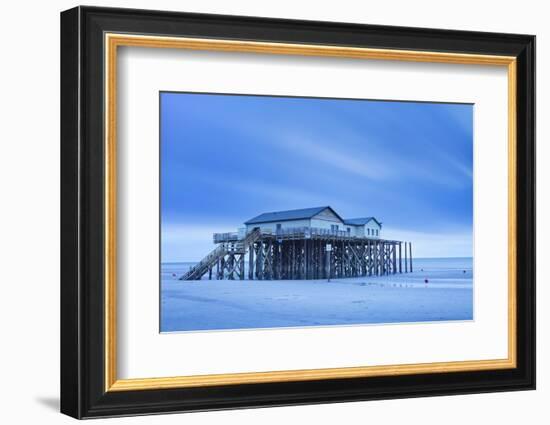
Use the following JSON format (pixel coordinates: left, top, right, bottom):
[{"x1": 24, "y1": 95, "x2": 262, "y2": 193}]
[{"x1": 104, "y1": 33, "x2": 517, "y2": 392}]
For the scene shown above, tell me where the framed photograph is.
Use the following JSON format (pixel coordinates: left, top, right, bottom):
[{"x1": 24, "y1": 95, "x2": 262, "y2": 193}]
[{"x1": 60, "y1": 6, "x2": 535, "y2": 419}]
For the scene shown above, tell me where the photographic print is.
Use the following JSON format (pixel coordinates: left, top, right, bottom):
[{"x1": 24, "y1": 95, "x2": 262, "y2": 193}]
[{"x1": 160, "y1": 92, "x2": 474, "y2": 332}]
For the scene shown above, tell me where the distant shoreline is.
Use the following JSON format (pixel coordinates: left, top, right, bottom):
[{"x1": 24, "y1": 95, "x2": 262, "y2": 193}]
[{"x1": 162, "y1": 256, "x2": 474, "y2": 265}]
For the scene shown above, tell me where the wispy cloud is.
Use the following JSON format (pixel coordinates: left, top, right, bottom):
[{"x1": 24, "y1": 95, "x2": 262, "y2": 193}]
[
  {"x1": 279, "y1": 134, "x2": 393, "y2": 181},
  {"x1": 240, "y1": 122, "x2": 472, "y2": 188}
]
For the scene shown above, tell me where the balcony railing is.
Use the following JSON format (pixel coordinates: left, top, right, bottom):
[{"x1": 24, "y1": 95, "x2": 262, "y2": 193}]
[
  {"x1": 213, "y1": 232, "x2": 240, "y2": 243},
  {"x1": 213, "y1": 226, "x2": 381, "y2": 242}
]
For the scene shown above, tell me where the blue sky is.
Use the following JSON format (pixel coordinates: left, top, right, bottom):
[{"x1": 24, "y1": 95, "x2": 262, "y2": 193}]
[{"x1": 161, "y1": 92, "x2": 473, "y2": 261}]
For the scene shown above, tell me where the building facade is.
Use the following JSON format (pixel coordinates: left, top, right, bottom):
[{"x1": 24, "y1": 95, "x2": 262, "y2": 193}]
[{"x1": 244, "y1": 206, "x2": 382, "y2": 239}]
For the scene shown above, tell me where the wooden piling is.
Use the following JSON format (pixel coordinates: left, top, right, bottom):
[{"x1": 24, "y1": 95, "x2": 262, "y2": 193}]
[
  {"x1": 409, "y1": 242, "x2": 413, "y2": 272},
  {"x1": 404, "y1": 241, "x2": 408, "y2": 273},
  {"x1": 392, "y1": 243, "x2": 397, "y2": 274},
  {"x1": 375, "y1": 242, "x2": 379, "y2": 276},
  {"x1": 248, "y1": 246, "x2": 254, "y2": 280},
  {"x1": 399, "y1": 242, "x2": 402, "y2": 273}
]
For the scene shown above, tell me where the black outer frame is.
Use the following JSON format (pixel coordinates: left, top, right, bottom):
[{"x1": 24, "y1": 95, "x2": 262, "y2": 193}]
[{"x1": 60, "y1": 5, "x2": 535, "y2": 419}]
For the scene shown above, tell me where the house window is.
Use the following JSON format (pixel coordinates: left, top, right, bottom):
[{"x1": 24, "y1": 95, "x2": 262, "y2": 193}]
[
  {"x1": 367, "y1": 228, "x2": 370, "y2": 236},
  {"x1": 276, "y1": 223, "x2": 282, "y2": 233},
  {"x1": 331, "y1": 224, "x2": 339, "y2": 233},
  {"x1": 375, "y1": 229, "x2": 379, "y2": 236},
  {"x1": 347, "y1": 227, "x2": 351, "y2": 234}
]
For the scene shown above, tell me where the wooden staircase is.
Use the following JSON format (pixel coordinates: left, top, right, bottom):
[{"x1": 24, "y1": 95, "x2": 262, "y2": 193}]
[
  {"x1": 241, "y1": 228, "x2": 262, "y2": 251},
  {"x1": 179, "y1": 229, "x2": 262, "y2": 281},
  {"x1": 179, "y1": 244, "x2": 227, "y2": 281}
]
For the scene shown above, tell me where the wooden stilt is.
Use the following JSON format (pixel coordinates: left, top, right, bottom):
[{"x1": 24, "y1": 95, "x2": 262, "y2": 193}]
[
  {"x1": 404, "y1": 241, "x2": 408, "y2": 273},
  {"x1": 376, "y1": 242, "x2": 379, "y2": 275},
  {"x1": 304, "y1": 240, "x2": 309, "y2": 280},
  {"x1": 248, "y1": 245, "x2": 254, "y2": 280},
  {"x1": 239, "y1": 254, "x2": 245, "y2": 280},
  {"x1": 392, "y1": 243, "x2": 397, "y2": 274},
  {"x1": 409, "y1": 242, "x2": 413, "y2": 273},
  {"x1": 399, "y1": 242, "x2": 402, "y2": 273}
]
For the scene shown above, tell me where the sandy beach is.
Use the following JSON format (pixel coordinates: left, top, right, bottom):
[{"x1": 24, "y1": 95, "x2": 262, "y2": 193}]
[{"x1": 161, "y1": 258, "x2": 473, "y2": 332}]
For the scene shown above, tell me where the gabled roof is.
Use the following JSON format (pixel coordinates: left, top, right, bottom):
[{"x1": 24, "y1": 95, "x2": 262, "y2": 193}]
[
  {"x1": 344, "y1": 217, "x2": 382, "y2": 227},
  {"x1": 245, "y1": 206, "x2": 343, "y2": 225}
]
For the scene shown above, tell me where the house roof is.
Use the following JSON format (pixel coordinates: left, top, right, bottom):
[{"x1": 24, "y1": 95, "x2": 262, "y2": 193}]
[
  {"x1": 245, "y1": 206, "x2": 344, "y2": 225},
  {"x1": 343, "y1": 217, "x2": 382, "y2": 227}
]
